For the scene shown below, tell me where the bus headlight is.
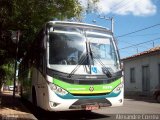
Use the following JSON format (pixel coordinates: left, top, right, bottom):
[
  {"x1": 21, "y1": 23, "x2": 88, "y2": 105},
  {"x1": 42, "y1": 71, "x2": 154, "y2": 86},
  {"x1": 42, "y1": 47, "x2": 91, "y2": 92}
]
[
  {"x1": 113, "y1": 84, "x2": 123, "y2": 94},
  {"x1": 49, "y1": 83, "x2": 68, "y2": 96}
]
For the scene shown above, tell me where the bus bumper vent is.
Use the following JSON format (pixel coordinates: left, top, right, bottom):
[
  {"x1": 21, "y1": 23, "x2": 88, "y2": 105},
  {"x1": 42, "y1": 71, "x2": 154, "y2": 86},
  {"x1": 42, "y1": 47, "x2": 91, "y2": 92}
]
[{"x1": 69, "y1": 98, "x2": 112, "y2": 109}]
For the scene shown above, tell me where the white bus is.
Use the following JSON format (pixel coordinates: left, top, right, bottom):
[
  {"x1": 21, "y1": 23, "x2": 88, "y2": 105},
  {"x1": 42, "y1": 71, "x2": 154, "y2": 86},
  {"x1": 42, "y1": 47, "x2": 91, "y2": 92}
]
[{"x1": 18, "y1": 21, "x2": 123, "y2": 111}]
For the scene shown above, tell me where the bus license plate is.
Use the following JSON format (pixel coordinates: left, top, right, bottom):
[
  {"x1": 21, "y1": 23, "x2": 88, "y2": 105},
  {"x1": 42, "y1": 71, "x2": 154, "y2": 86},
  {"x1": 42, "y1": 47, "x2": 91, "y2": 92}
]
[{"x1": 86, "y1": 105, "x2": 99, "y2": 110}]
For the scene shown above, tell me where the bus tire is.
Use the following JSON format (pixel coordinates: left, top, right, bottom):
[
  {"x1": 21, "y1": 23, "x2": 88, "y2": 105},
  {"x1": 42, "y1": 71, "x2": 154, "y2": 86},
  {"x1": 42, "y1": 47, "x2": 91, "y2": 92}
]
[
  {"x1": 157, "y1": 95, "x2": 160, "y2": 103},
  {"x1": 32, "y1": 87, "x2": 37, "y2": 107}
]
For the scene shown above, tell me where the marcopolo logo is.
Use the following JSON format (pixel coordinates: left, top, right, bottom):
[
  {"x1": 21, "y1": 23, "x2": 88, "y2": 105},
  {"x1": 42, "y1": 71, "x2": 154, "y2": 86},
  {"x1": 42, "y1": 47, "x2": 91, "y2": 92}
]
[{"x1": 89, "y1": 86, "x2": 94, "y2": 92}]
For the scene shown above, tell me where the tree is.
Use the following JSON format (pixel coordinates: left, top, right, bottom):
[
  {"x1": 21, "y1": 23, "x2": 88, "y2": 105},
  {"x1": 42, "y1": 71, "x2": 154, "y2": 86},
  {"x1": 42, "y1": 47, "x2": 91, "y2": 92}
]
[
  {"x1": 0, "y1": 0, "x2": 98, "y2": 89},
  {"x1": 0, "y1": 62, "x2": 15, "y2": 90}
]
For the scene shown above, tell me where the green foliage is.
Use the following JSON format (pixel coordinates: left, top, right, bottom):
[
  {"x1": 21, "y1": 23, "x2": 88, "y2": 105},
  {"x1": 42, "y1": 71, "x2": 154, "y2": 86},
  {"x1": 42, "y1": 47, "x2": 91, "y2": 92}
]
[
  {"x1": 0, "y1": 0, "x2": 99, "y2": 89},
  {"x1": 0, "y1": 62, "x2": 14, "y2": 88},
  {"x1": 11, "y1": 0, "x2": 84, "y2": 58},
  {"x1": 0, "y1": 0, "x2": 84, "y2": 59}
]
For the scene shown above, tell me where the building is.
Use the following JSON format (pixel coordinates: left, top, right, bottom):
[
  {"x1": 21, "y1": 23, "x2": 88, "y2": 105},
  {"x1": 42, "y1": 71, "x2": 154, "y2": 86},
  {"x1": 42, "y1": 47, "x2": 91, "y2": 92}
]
[{"x1": 123, "y1": 46, "x2": 160, "y2": 96}]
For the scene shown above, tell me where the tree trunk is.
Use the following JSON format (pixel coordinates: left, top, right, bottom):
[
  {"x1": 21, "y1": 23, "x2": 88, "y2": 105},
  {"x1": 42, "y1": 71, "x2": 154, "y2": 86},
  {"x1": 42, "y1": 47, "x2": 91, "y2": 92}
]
[{"x1": 0, "y1": 83, "x2": 4, "y2": 93}]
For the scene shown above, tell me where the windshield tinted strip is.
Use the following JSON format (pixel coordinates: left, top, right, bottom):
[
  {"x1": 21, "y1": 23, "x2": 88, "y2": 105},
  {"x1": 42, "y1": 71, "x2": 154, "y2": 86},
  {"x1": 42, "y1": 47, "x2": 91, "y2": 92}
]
[
  {"x1": 51, "y1": 30, "x2": 83, "y2": 35},
  {"x1": 47, "y1": 68, "x2": 122, "y2": 85}
]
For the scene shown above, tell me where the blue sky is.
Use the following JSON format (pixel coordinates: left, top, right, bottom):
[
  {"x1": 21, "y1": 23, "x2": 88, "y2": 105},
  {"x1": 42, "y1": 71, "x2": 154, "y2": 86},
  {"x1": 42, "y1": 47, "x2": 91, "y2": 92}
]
[{"x1": 80, "y1": 0, "x2": 160, "y2": 59}]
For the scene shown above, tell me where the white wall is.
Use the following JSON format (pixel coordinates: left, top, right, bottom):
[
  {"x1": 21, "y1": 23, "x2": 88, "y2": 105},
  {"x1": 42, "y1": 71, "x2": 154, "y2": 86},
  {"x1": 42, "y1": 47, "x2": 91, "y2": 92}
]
[{"x1": 123, "y1": 53, "x2": 160, "y2": 95}]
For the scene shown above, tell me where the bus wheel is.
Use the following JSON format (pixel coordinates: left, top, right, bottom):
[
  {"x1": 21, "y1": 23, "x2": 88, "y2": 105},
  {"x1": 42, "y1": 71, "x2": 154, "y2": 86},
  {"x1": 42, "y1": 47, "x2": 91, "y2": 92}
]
[{"x1": 32, "y1": 87, "x2": 37, "y2": 107}]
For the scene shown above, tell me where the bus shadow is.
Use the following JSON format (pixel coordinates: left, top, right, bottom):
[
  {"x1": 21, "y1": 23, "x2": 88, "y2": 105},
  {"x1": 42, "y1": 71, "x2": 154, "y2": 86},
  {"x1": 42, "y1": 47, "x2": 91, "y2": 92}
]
[
  {"x1": 35, "y1": 110, "x2": 109, "y2": 120},
  {"x1": 0, "y1": 92, "x2": 29, "y2": 113},
  {"x1": 22, "y1": 99, "x2": 109, "y2": 120}
]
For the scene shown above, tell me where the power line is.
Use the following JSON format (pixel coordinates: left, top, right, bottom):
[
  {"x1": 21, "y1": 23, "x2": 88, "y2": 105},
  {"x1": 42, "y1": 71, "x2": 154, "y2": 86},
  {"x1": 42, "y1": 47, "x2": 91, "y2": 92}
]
[
  {"x1": 119, "y1": 40, "x2": 151, "y2": 50},
  {"x1": 110, "y1": 0, "x2": 128, "y2": 12},
  {"x1": 116, "y1": 23, "x2": 160, "y2": 38},
  {"x1": 118, "y1": 32, "x2": 160, "y2": 37},
  {"x1": 110, "y1": 0, "x2": 141, "y2": 17},
  {"x1": 119, "y1": 37, "x2": 160, "y2": 50},
  {"x1": 113, "y1": 0, "x2": 136, "y2": 13},
  {"x1": 109, "y1": 0, "x2": 133, "y2": 17},
  {"x1": 114, "y1": 0, "x2": 142, "y2": 15},
  {"x1": 117, "y1": 32, "x2": 160, "y2": 46}
]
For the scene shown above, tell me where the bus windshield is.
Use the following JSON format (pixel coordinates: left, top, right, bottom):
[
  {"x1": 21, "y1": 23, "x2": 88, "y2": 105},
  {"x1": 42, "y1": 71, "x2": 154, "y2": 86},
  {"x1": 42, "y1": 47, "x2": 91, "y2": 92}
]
[
  {"x1": 49, "y1": 30, "x2": 86, "y2": 65},
  {"x1": 48, "y1": 25, "x2": 120, "y2": 75}
]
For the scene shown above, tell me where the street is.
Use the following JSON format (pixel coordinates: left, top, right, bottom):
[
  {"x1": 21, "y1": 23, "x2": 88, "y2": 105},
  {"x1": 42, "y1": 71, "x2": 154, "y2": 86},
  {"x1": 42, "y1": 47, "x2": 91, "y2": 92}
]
[
  {"x1": 1, "y1": 91, "x2": 160, "y2": 120},
  {"x1": 94, "y1": 98, "x2": 160, "y2": 114},
  {"x1": 23, "y1": 97, "x2": 160, "y2": 120}
]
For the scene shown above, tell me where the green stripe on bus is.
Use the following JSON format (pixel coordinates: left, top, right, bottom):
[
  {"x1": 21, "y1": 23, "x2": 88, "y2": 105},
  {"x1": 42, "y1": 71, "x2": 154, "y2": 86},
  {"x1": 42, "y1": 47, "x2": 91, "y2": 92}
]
[{"x1": 53, "y1": 78, "x2": 121, "y2": 94}]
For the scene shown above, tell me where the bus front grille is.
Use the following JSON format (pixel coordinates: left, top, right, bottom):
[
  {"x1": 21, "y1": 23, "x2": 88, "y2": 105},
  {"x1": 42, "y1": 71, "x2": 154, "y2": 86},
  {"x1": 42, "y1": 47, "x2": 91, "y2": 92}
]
[
  {"x1": 69, "y1": 98, "x2": 112, "y2": 109},
  {"x1": 71, "y1": 92, "x2": 110, "y2": 96}
]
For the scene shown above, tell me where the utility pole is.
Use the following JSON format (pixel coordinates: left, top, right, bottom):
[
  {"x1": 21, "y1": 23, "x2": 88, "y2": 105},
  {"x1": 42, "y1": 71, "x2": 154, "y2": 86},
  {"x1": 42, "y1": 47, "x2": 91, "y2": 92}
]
[{"x1": 99, "y1": 16, "x2": 114, "y2": 33}]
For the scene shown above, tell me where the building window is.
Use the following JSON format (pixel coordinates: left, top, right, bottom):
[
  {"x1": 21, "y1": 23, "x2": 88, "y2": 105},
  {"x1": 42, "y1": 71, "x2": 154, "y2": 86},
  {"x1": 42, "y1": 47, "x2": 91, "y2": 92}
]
[{"x1": 130, "y1": 68, "x2": 135, "y2": 83}]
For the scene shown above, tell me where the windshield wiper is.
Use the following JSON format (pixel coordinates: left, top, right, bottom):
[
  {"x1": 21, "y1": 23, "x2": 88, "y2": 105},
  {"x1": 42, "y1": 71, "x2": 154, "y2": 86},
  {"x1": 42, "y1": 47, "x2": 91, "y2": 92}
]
[
  {"x1": 68, "y1": 52, "x2": 88, "y2": 78},
  {"x1": 88, "y1": 42, "x2": 112, "y2": 78},
  {"x1": 68, "y1": 41, "x2": 93, "y2": 78}
]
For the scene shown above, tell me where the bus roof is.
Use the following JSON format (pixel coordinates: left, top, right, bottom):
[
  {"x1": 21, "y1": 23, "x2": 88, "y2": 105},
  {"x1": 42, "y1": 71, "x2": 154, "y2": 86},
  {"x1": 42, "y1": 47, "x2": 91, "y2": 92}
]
[{"x1": 47, "y1": 21, "x2": 111, "y2": 33}]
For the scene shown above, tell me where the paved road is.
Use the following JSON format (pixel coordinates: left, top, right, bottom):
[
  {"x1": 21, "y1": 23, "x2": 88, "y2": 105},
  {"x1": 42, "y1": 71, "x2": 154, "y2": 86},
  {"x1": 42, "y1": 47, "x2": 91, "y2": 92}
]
[
  {"x1": 0, "y1": 91, "x2": 37, "y2": 120},
  {"x1": 94, "y1": 98, "x2": 160, "y2": 114},
  {"x1": 92, "y1": 98, "x2": 160, "y2": 120},
  {"x1": 23, "y1": 98, "x2": 160, "y2": 120}
]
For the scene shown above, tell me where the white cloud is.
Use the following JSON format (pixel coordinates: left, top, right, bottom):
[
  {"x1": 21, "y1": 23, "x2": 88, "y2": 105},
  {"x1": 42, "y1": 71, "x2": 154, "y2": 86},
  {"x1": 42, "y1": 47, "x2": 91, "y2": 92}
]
[{"x1": 79, "y1": 0, "x2": 157, "y2": 16}]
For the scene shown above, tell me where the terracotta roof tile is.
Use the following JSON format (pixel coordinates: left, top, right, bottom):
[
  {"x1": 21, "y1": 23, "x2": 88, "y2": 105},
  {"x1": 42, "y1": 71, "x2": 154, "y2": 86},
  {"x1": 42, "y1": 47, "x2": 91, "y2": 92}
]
[{"x1": 122, "y1": 46, "x2": 160, "y2": 60}]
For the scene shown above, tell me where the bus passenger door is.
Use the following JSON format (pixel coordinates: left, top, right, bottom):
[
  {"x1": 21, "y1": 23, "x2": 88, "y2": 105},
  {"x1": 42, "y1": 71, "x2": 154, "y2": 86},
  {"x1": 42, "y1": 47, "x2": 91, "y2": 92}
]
[
  {"x1": 37, "y1": 70, "x2": 44, "y2": 107},
  {"x1": 36, "y1": 53, "x2": 46, "y2": 108}
]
